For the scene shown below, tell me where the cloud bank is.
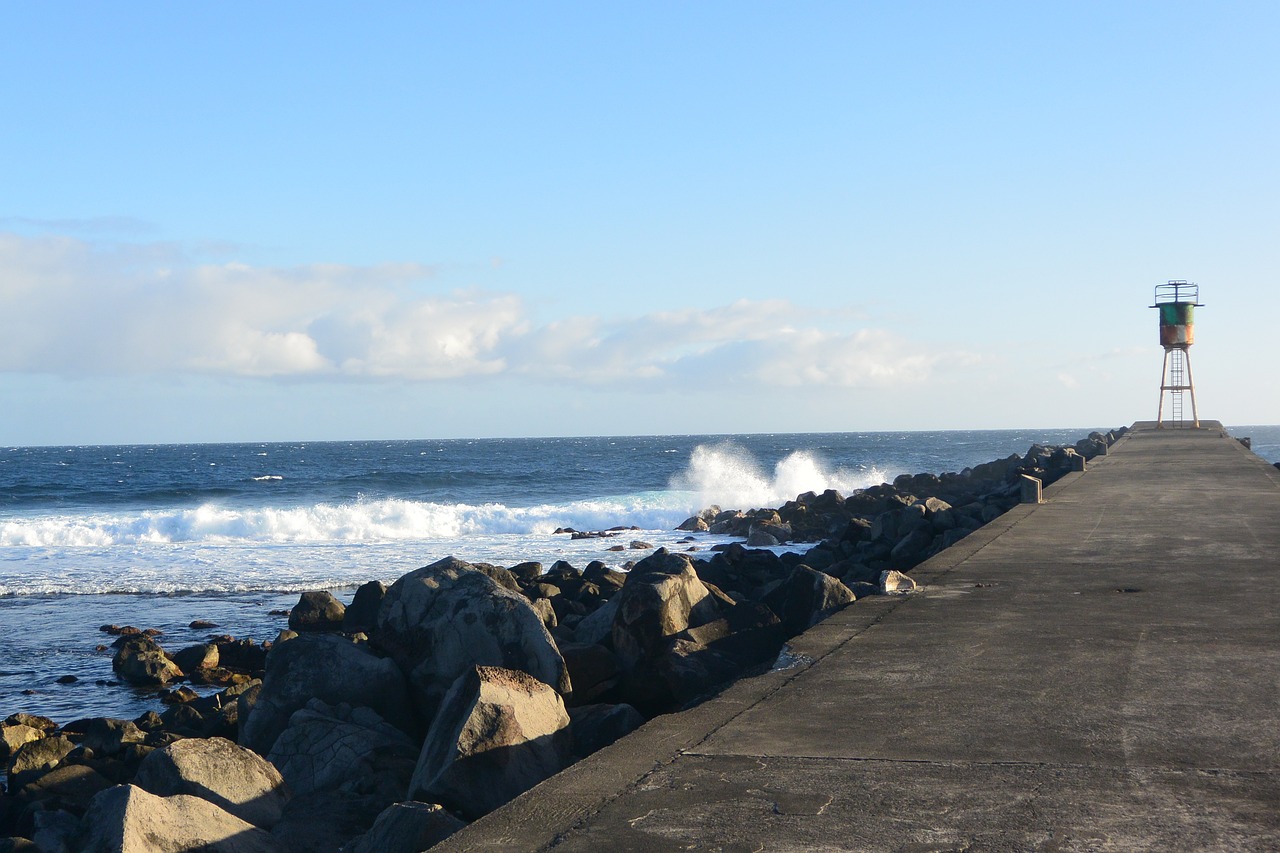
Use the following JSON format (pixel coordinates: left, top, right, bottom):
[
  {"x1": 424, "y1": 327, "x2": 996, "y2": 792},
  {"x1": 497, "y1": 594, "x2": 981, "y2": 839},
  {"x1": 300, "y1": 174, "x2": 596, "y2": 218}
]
[{"x1": 0, "y1": 233, "x2": 958, "y2": 388}]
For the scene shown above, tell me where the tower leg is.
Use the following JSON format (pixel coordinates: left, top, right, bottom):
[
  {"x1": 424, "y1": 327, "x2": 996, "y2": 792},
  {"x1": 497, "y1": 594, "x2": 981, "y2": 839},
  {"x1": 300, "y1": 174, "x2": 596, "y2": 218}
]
[
  {"x1": 1156, "y1": 349, "x2": 1170, "y2": 428},
  {"x1": 1184, "y1": 347, "x2": 1199, "y2": 428}
]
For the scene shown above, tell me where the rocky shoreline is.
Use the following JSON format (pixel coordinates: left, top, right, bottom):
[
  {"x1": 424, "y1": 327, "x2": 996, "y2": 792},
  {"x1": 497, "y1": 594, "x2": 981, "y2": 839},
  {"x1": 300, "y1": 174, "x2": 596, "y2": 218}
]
[{"x1": 0, "y1": 429, "x2": 1125, "y2": 853}]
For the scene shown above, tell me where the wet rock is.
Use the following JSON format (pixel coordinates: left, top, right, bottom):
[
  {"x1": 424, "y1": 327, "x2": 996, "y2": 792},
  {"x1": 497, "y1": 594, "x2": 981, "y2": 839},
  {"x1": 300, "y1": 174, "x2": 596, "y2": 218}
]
[
  {"x1": 112, "y1": 635, "x2": 182, "y2": 686},
  {"x1": 172, "y1": 643, "x2": 220, "y2": 675}
]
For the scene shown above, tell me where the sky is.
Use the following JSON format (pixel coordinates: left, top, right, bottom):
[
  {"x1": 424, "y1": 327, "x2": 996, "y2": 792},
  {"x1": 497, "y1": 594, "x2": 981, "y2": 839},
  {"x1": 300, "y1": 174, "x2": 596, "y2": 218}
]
[{"x1": 1, "y1": 2, "x2": 1277, "y2": 444}]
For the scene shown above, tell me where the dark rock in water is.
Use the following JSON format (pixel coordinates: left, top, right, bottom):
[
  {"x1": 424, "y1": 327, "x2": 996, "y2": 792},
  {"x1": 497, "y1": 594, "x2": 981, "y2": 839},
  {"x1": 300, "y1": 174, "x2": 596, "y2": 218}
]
[
  {"x1": 374, "y1": 557, "x2": 570, "y2": 721},
  {"x1": 172, "y1": 643, "x2": 220, "y2": 675},
  {"x1": 345, "y1": 801, "x2": 467, "y2": 853},
  {"x1": 76, "y1": 783, "x2": 279, "y2": 853},
  {"x1": 112, "y1": 635, "x2": 182, "y2": 686},
  {"x1": 189, "y1": 620, "x2": 219, "y2": 630},
  {"x1": 135, "y1": 736, "x2": 290, "y2": 829},
  {"x1": 54, "y1": 675, "x2": 77, "y2": 685},
  {"x1": 240, "y1": 633, "x2": 414, "y2": 757},
  {"x1": 342, "y1": 580, "x2": 387, "y2": 634},
  {"x1": 408, "y1": 665, "x2": 571, "y2": 820},
  {"x1": 676, "y1": 515, "x2": 709, "y2": 532},
  {"x1": 212, "y1": 637, "x2": 268, "y2": 673},
  {"x1": 289, "y1": 590, "x2": 347, "y2": 633}
]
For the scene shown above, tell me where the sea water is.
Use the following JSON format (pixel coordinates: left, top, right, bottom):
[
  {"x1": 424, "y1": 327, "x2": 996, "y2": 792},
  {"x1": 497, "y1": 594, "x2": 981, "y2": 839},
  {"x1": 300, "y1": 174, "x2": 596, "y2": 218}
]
[{"x1": 2, "y1": 426, "x2": 1274, "y2": 724}]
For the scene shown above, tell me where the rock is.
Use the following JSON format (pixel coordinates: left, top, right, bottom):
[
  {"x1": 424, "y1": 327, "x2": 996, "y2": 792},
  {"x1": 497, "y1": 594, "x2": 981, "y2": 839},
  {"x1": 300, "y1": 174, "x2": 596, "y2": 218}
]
[
  {"x1": 190, "y1": 619, "x2": 220, "y2": 629},
  {"x1": 746, "y1": 529, "x2": 779, "y2": 547},
  {"x1": 770, "y1": 565, "x2": 856, "y2": 634},
  {"x1": 611, "y1": 549, "x2": 721, "y2": 669},
  {"x1": 82, "y1": 718, "x2": 147, "y2": 758},
  {"x1": 75, "y1": 784, "x2": 282, "y2": 853},
  {"x1": 0, "y1": 839, "x2": 39, "y2": 853},
  {"x1": 288, "y1": 591, "x2": 346, "y2": 633},
  {"x1": 676, "y1": 515, "x2": 709, "y2": 532},
  {"x1": 529, "y1": 597, "x2": 558, "y2": 630},
  {"x1": 7, "y1": 735, "x2": 74, "y2": 790},
  {"x1": 880, "y1": 569, "x2": 918, "y2": 593},
  {"x1": 559, "y1": 642, "x2": 622, "y2": 705},
  {"x1": 566, "y1": 703, "x2": 645, "y2": 759},
  {"x1": 269, "y1": 791, "x2": 388, "y2": 853},
  {"x1": 341, "y1": 581, "x2": 387, "y2": 634},
  {"x1": 374, "y1": 557, "x2": 571, "y2": 720},
  {"x1": 267, "y1": 700, "x2": 417, "y2": 803},
  {"x1": 408, "y1": 666, "x2": 571, "y2": 820},
  {"x1": 0, "y1": 724, "x2": 44, "y2": 762},
  {"x1": 572, "y1": 597, "x2": 619, "y2": 646},
  {"x1": 14, "y1": 763, "x2": 113, "y2": 812},
  {"x1": 112, "y1": 635, "x2": 183, "y2": 686},
  {"x1": 240, "y1": 633, "x2": 413, "y2": 757},
  {"x1": 345, "y1": 801, "x2": 466, "y2": 853},
  {"x1": 172, "y1": 643, "x2": 220, "y2": 674},
  {"x1": 5, "y1": 714, "x2": 56, "y2": 733},
  {"x1": 134, "y1": 736, "x2": 290, "y2": 829},
  {"x1": 29, "y1": 809, "x2": 80, "y2": 853}
]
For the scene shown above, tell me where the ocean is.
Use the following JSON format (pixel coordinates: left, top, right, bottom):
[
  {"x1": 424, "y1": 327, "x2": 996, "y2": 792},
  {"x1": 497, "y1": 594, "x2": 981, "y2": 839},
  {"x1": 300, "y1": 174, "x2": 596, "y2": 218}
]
[{"x1": 3, "y1": 425, "x2": 1276, "y2": 726}]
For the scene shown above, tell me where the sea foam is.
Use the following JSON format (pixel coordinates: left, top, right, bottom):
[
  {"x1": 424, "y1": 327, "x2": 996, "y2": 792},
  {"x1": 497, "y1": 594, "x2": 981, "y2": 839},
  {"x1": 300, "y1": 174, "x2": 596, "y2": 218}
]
[{"x1": 670, "y1": 443, "x2": 886, "y2": 511}]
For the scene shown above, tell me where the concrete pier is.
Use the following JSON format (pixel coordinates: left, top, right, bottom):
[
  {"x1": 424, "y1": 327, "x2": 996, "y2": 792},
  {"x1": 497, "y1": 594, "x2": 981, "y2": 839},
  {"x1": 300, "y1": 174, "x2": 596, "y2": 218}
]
[{"x1": 438, "y1": 422, "x2": 1280, "y2": 851}]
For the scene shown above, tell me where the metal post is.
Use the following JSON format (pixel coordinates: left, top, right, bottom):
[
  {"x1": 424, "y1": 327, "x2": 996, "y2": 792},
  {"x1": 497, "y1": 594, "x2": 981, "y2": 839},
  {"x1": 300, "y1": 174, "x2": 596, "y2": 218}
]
[
  {"x1": 1184, "y1": 347, "x2": 1200, "y2": 428},
  {"x1": 1156, "y1": 349, "x2": 1170, "y2": 428}
]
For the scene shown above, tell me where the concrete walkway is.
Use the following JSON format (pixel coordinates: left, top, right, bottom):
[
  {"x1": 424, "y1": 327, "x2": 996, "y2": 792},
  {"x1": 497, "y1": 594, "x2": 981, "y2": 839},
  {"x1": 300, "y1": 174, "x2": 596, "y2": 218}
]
[{"x1": 438, "y1": 422, "x2": 1280, "y2": 852}]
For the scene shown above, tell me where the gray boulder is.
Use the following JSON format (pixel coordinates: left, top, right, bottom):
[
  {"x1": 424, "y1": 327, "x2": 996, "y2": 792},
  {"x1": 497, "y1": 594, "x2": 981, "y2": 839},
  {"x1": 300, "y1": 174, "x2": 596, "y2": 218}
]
[
  {"x1": 880, "y1": 569, "x2": 918, "y2": 593},
  {"x1": 0, "y1": 723, "x2": 44, "y2": 762},
  {"x1": 239, "y1": 633, "x2": 414, "y2": 756},
  {"x1": 345, "y1": 801, "x2": 466, "y2": 853},
  {"x1": 135, "y1": 736, "x2": 290, "y2": 829},
  {"x1": 408, "y1": 666, "x2": 571, "y2": 819},
  {"x1": 375, "y1": 557, "x2": 571, "y2": 720},
  {"x1": 288, "y1": 591, "x2": 346, "y2": 633},
  {"x1": 76, "y1": 784, "x2": 282, "y2": 853},
  {"x1": 611, "y1": 549, "x2": 721, "y2": 669},
  {"x1": 267, "y1": 700, "x2": 418, "y2": 803}
]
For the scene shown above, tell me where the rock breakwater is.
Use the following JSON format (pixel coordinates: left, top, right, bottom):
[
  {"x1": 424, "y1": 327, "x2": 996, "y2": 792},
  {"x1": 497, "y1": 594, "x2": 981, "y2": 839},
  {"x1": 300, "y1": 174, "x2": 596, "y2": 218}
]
[{"x1": 0, "y1": 428, "x2": 1125, "y2": 852}]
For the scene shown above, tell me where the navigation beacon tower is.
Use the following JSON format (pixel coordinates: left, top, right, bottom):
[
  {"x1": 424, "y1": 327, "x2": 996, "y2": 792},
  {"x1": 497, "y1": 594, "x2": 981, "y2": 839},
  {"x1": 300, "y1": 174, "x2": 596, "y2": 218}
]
[{"x1": 1151, "y1": 280, "x2": 1202, "y2": 428}]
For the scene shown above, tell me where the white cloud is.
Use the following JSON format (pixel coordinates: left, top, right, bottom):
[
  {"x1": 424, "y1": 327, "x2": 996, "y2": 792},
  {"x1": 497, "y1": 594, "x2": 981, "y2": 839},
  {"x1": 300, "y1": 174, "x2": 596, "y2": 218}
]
[{"x1": 0, "y1": 232, "x2": 968, "y2": 389}]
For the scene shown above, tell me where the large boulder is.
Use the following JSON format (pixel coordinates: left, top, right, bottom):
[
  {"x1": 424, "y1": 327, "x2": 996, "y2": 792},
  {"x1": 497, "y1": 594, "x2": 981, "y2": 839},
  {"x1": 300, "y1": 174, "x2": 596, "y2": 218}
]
[
  {"x1": 269, "y1": 790, "x2": 389, "y2": 853},
  {"x1": 267, "y1": 700, "x2": 418, "y2": 803},
  {"x1": 374, "y1": 557, "x2": 571, "y2": 720},
  {"x1": 239, "y1": 633, "x2": 414, "y2": 757},
  {"x1": 407, "y1": 666, "x2": 571, "y2": 820},
  {"x1": 0, "y1": 723, "x2": 44, "y2": 762},
  {"x1": 134, "y1": 736, "x2": 290, "y2": 829},
  {"x1": 611, "y1": 549, "x2": 721, "y2": 669},
  {"x1": 76, "y1": 784, "x2": 282, "y2": 853},
  {"x1": 345, "y1": 801, "x2": 466, "y2": 853},
  {"x1": 288, "y1": 591, "x2": 346, "y2": 633},
  {"x1": 773, "y1": 565, "x2": 856, "y2": 634}
]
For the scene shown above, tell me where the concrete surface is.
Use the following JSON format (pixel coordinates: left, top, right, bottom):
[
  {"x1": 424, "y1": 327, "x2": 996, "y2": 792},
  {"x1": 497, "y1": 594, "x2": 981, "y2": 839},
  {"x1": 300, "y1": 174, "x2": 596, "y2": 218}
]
[{"x1": 435, "y1": 422, "x2": 1280, "y2": 852}]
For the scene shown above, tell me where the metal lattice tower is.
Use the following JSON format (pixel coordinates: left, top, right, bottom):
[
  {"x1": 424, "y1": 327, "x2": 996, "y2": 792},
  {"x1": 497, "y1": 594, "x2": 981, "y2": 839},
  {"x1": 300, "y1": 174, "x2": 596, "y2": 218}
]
[{"x1": 1151, "y1": 281, "x2": 1202, "y2": 429}]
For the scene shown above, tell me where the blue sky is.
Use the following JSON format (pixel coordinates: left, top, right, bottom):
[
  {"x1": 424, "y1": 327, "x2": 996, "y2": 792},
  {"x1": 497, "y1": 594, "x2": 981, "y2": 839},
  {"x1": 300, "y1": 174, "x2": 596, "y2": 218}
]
[{"x1": 2, "y1": 2, "x2": 1277, "y2": 444}]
